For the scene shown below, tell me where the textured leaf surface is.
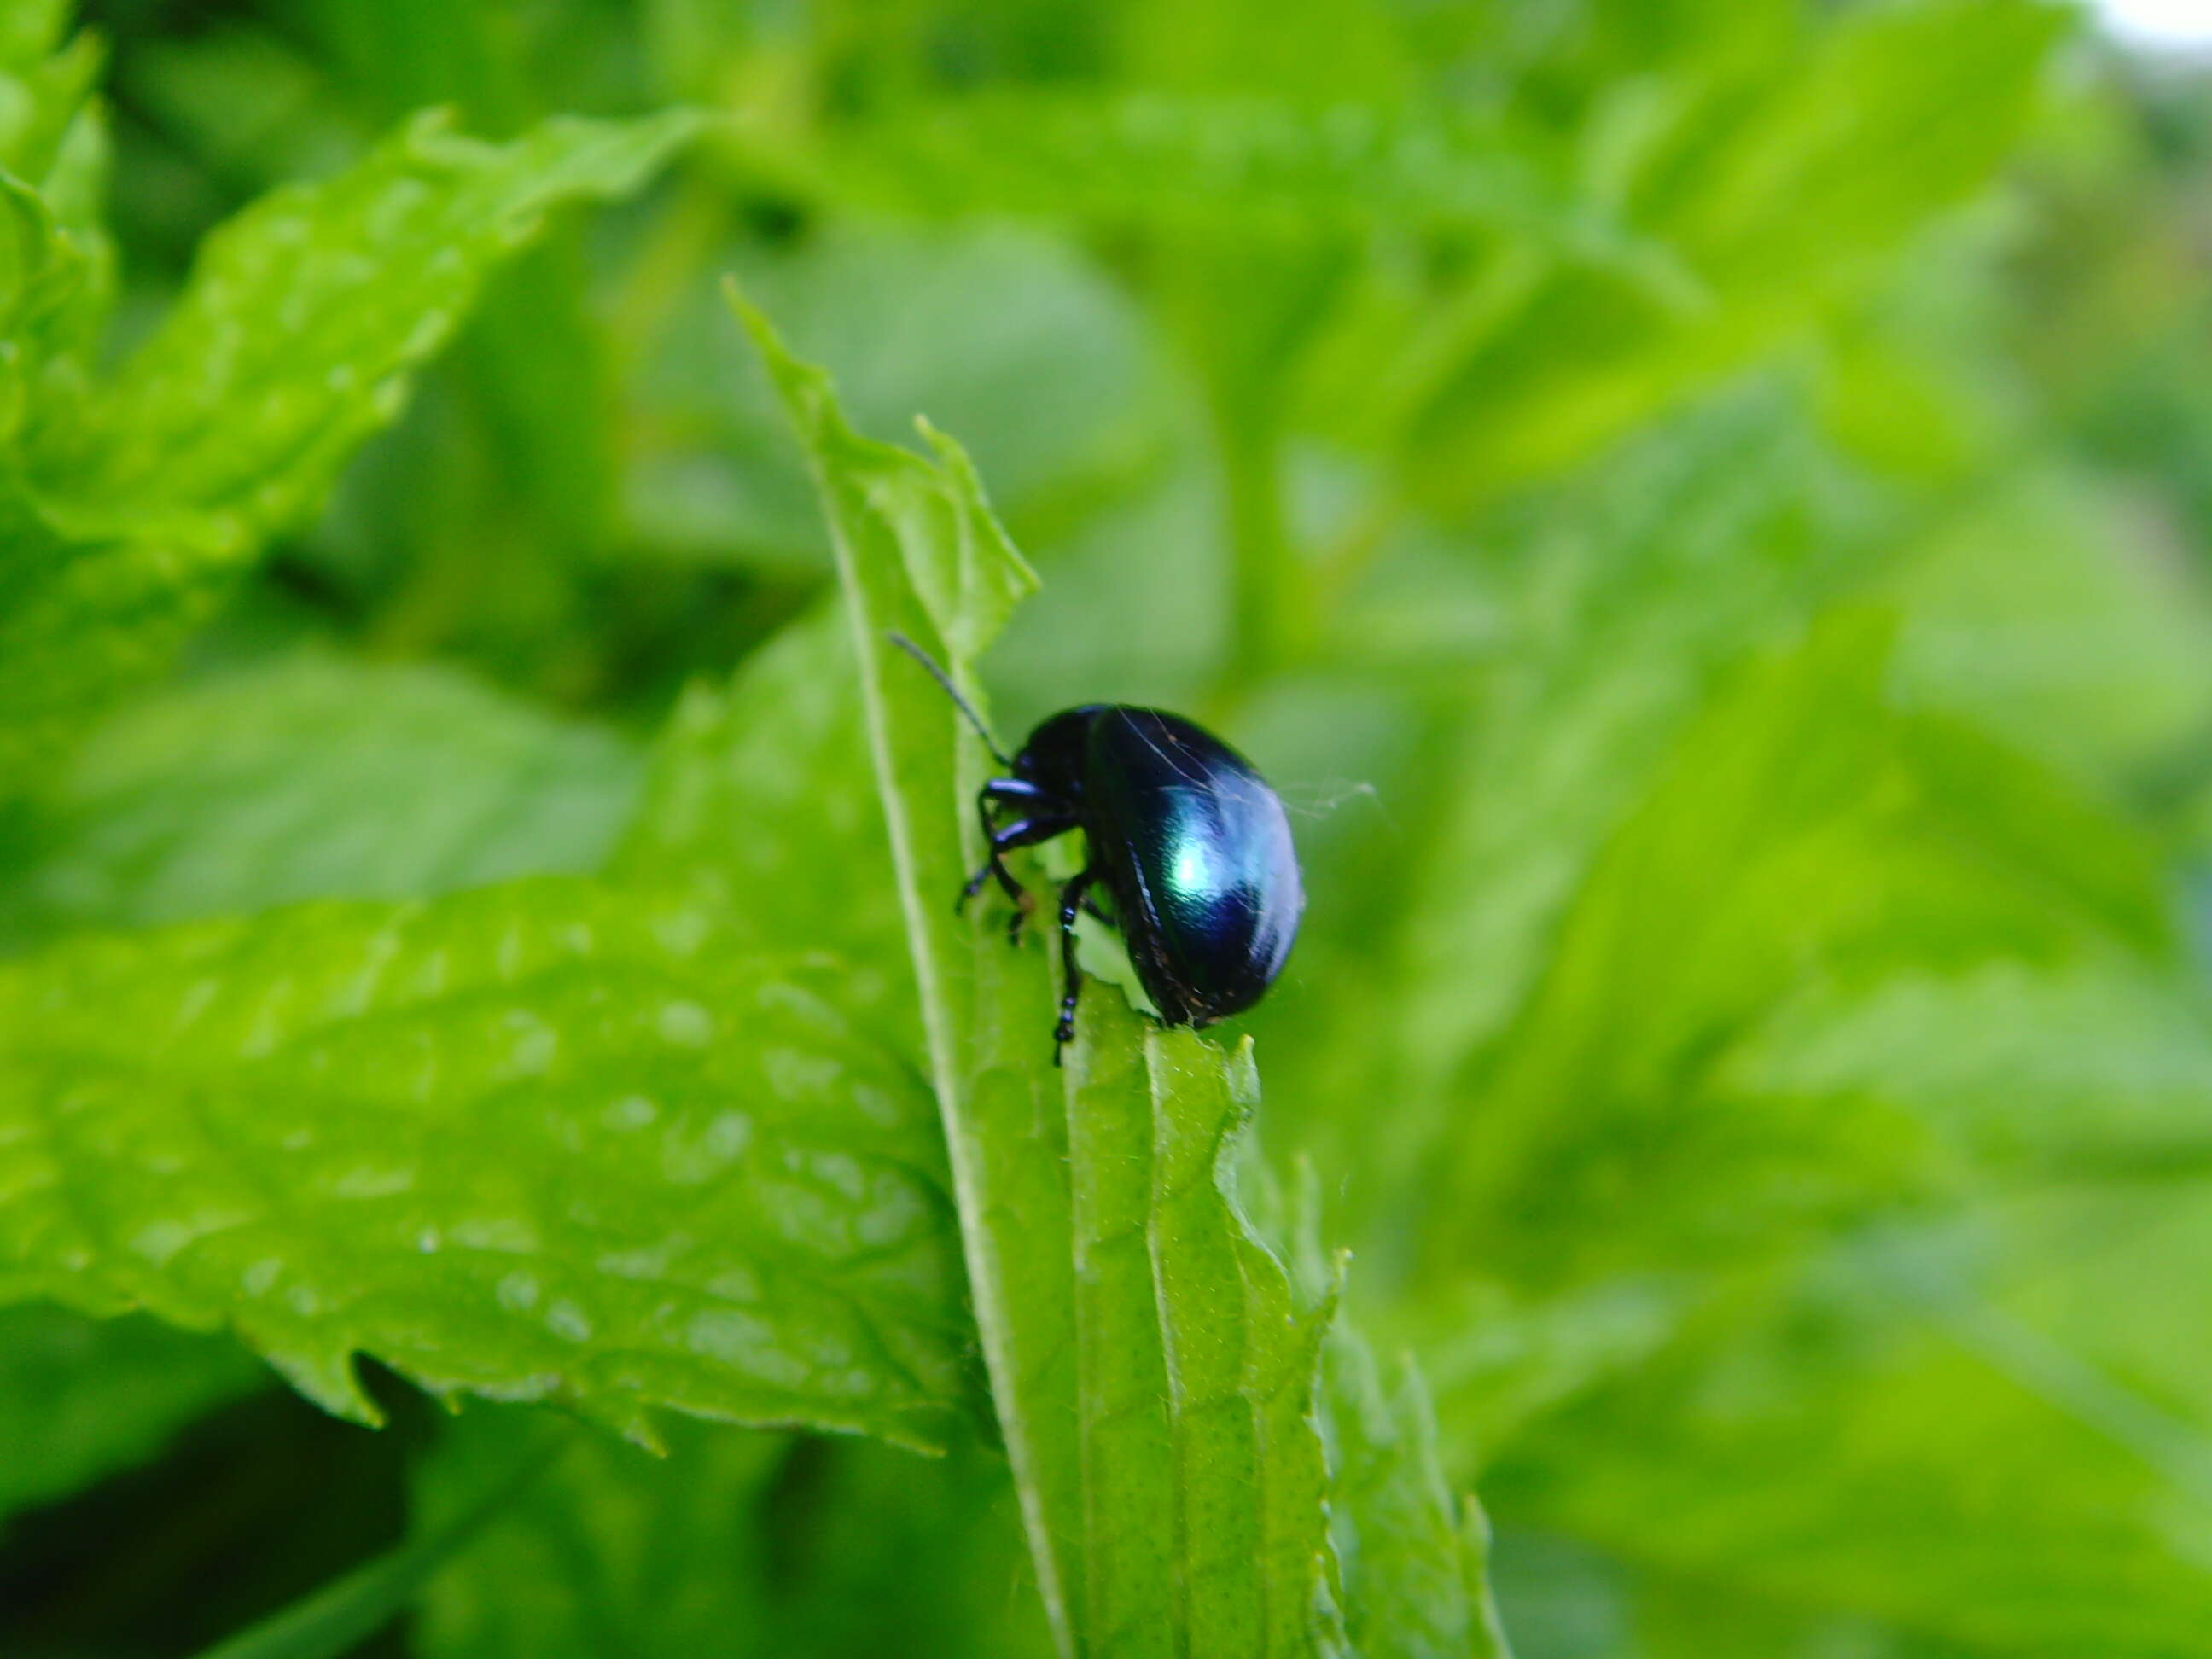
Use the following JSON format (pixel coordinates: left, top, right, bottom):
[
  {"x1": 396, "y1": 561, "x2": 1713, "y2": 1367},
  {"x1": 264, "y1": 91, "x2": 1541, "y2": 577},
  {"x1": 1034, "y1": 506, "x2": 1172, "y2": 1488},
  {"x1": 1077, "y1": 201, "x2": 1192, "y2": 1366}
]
[
  {"x1": 0, "y1": 877, "x2": 968, "y2": 1446},
  {"x1": 1062, "y1": 1010, "x2": 1335, "y2": 1656},
  {"x1": 613, "y1": 605, "x2": 908, "y2": 1021},
  {"x1": 739, "y1": 294, "x2": 1091, "y2": 1639}
]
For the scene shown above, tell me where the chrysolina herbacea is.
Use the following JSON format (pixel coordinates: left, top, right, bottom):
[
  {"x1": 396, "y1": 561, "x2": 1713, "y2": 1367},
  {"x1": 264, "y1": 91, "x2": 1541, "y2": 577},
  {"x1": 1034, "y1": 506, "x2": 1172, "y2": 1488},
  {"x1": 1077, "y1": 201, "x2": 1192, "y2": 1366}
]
[{"x1": 892, "y1": 633, "x2": 1304, "y2": 1062}]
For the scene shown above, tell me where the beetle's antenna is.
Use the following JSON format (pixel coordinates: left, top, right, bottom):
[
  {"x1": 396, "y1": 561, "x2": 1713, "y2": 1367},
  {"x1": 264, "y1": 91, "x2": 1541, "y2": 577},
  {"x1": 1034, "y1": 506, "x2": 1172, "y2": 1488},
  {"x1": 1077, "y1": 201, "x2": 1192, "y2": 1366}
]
[{"x1": 887, "y1": 632, "x2": 1016, "y2": 768}]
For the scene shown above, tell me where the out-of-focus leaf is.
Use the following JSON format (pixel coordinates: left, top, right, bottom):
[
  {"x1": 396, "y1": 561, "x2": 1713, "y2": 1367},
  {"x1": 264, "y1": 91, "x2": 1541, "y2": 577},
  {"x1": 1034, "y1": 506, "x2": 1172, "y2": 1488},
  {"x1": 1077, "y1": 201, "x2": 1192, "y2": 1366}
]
[
  {"x1": 1281, "y1": 1168, "x2": 1511, "y2": 1659},
  {"x1": 1724, "y1": 961, "x2": 2212, "y2": 1177},
  {"x1": 1994, "y1": 1181, "x2": 2212, "y2": 1430},
  {"x1": 1108, "y1": 0, "x2": 1411, "y2": 102},
  {"x1": 54, "y1": 108, "x2": 697, "y2": 533},
  {"x1": 0, "y1": 877, "x2": 967, "y2": 1447},
  {"x1": 0, "y1": 1, "x2": 104, "y2": 203},
  {"x1": 0, "y1": 4, "x2": 112, "y2": 467},
  {"x1": 1889, "y1": 469, "x2": 2212, "y2": 789},
  {"x1": 745, "y1": 297, "x2": 1369, "y2": 1656},
  {"x1": 0, "y1": 173, "x2": 105, "y2": 455},
  {"x1": 1399, "y1": 608, "x2": 2184, "y2": 1487},
  {"x1": 413, "y1": 1407, "x2": 1051, "y2": 1659},
  {"x1": 114, "y1": 20, "x2": 360, "y2": 198},
  {"x1": 1487, "y1": 1222, "x2": 2212, "y2": 1659},
  {"x1": 1432, "y1": 612, "x2": 2170, "y2": 1291},
  {"x1": 3, "y1": 651, "x2": 642, "y2": 937},
  {"x1": 1399, "y1": 0, "x2": 2068, "y2": 505},
  {"x1": 0, "y1": 495, "x2": 237, "y2": 782},
  {"x1": 1387, "y1": 394, "x2": 1876, "y2": 1125},
  {"x1": 745, "y1": 92, "x2": 1663, "y2": 282},
  {"x1": 1326, "y1": 1332, "x2": 1511, "y2": 1659},
  {"x1": 628, "y1": 224, "x2": 1159, "y2": 571},
  {"x1": 0, "y1": 108, "x2": 697, "y2": 781},
  {"x1": 0, "y1": 1303, "x2": 264, "y2": 1524},
  {"x1": 414, "y1": 1410, "x2": 783, "y2": 1659}
]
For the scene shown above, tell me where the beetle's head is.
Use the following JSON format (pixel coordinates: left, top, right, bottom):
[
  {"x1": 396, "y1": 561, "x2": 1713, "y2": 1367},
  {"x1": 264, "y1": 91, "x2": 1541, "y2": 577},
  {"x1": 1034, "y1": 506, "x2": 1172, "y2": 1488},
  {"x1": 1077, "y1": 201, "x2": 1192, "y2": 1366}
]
[{"x1": 1016, "y1": 707, "x2": 1107, "y2": 796}]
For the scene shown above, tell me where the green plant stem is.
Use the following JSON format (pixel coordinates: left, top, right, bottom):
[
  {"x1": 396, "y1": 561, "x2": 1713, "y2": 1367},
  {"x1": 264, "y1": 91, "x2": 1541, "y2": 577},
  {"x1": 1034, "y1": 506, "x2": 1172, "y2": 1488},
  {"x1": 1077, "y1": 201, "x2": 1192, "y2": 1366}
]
[{"x1": 190, "y1": 1433, "x2": 566, "y2": 1659}]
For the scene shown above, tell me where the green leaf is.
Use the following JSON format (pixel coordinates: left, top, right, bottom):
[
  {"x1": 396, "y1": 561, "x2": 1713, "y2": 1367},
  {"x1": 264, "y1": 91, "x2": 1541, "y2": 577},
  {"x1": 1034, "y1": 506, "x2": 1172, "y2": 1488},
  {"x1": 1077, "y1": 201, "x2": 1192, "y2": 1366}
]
[
  {"x1": 1490, "y1": 1219, "x2": 2212, "y2": 1658},
  {"x1": 744, "y1": 92, "x2": 1666, "y2": 284},
  {"x1": 1722, "y1": 960, "x2": 2212, "y2": 1177},
  {"x1": 741, "y1": 295, "x2": 1359, "y2": 1655},
  {"x1": 53, "y1": 107, "x2": 698, "y2": 533},
  {"x1": 3, "y1": 649, "x2": 643, "y2": 939},
  {"x1": 1399, "y1": 0, "x2": 2067, "y2": 504},
  {"x1": 414, "y1": 1410, "x2": 787, "y2": 1659},
  {"x1": 0, "y1": 876, "x2": 968, "y2": 1447},
  {"x1": 1281, "y1": 1169, "x2": 1511, "y2": 1659},
  {"x1": 1397, "y1": 608, "x2": 2185, "y2": 1480},
  {"x1": 1431, "y1": 612, "x2": 2171, "y2": 1291},
  {"x1": 0, "y1": 1303, "x2": 263, "y2": 1524},
  {"x1": 614, "y1": 605, "x2": 911, "y2": 1024},
  {"x1": 628, "y1": 223, "x2": 1161, "y2": 572},
  {"x1": 0, "y1": 172, "x2": 105, "y2": 452},
  {"x1": 0, "y1": 106, "x2": 699, "y2": 782},
  {"x1": 1888, "y1": 469, "x2": 2212, "y2": 789},
  {"x1": 0, "y1": 3, "x2": 105, "y2": 201},
  {"x1": 1385, "y1": 394, "x2": 1875, "y2": 1124},
  {"x1": 1324, "y1": 1334, "x2": 1509, "y2": 1659},
  {"x1": 0, "y1": 13, "x2": 112, "y2": 473}
]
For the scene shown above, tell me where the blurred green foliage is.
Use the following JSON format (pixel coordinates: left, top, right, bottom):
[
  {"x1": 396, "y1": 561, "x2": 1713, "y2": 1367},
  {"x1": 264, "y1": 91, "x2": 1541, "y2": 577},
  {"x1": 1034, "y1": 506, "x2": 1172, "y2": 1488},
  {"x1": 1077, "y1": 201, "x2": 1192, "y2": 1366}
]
[{"x1": 6, "y1": 0, "x2": 2212, "y2": 1653}]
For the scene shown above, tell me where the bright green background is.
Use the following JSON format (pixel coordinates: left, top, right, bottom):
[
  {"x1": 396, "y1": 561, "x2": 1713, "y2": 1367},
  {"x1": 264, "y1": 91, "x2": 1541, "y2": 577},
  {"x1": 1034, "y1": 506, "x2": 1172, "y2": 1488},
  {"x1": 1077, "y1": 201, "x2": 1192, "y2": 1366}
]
[{"x1": 8, "y1": 0, "x2": 2212, "y2": 1655}]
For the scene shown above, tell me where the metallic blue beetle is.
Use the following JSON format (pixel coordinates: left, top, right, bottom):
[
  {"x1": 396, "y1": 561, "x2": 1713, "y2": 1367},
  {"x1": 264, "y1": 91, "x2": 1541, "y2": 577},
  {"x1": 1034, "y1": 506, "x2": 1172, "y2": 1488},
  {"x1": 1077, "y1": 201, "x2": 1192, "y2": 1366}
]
[{"x1": 893, "y1": 635, "x2": 1304, "y2": 1060}]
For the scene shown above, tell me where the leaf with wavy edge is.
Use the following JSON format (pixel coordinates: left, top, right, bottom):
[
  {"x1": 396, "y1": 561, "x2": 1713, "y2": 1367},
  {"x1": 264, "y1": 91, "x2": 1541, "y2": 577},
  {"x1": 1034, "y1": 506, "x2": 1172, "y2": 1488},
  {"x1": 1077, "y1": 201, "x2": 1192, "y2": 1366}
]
[{"x1": 0, "y1": 876, "x2": 969, "y2": 1448}]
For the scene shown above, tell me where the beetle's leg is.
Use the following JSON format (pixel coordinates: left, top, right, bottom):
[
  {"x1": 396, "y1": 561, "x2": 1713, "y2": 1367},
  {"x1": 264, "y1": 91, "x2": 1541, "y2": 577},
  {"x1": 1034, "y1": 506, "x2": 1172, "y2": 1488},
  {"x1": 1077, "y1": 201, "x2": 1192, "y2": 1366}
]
[
  {"x1": 958, "y1": 780, "x2": 1054, "y2": 914},
  {"x1": 961, "y1": 814, "x2": 1079, "y2": 943},
  {"x1": 1053, "y1": 868, "x2": 1097, "y2": 1065}
]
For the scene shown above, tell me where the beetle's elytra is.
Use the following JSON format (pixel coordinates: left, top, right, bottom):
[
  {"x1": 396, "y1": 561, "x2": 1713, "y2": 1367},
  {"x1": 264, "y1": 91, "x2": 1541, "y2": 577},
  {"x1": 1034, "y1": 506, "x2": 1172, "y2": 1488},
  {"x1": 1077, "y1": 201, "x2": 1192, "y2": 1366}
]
[{"x1": 892, "y1": 633, "x2": 1305, "y2": 1061}]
